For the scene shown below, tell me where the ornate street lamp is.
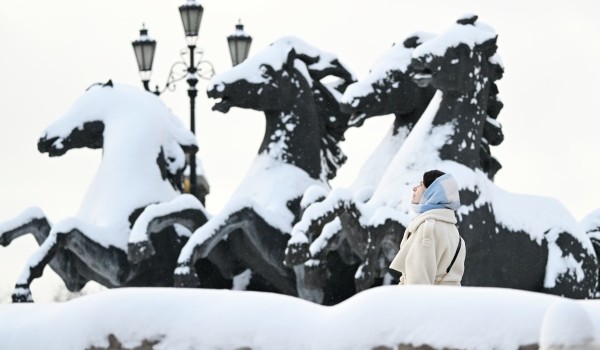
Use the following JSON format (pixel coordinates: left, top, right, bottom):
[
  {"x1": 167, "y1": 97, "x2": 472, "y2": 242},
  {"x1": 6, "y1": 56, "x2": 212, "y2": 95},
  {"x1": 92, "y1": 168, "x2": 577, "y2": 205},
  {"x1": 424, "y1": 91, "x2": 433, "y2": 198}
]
[
  {"x1": 179, "y1": 0, "x2": 203, "y2": 44},
  {"x1": 227, "y1": 21, "x2": 252, "y2": 66},
  {"x1": 131, "y1": 0, "x2": 215, "y2": 202},
  {"x1": 131, "y1": 25, "x2": 157, "y2": 92}
]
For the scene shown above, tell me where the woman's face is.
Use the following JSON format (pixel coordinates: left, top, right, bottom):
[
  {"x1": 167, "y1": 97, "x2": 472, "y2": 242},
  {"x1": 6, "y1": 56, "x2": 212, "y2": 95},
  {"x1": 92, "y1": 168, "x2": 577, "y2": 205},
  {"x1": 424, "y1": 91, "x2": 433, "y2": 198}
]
[{"x1": 412, "y1": 181, "x2": 426, "y2": 204}]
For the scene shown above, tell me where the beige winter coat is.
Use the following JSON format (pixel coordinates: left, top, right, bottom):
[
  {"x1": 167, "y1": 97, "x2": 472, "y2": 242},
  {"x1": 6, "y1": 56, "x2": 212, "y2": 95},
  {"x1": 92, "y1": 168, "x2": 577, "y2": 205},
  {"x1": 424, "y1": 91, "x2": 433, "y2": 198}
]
[{"x1": 389, "y1": 208, "x2": 465, "y2": 286}]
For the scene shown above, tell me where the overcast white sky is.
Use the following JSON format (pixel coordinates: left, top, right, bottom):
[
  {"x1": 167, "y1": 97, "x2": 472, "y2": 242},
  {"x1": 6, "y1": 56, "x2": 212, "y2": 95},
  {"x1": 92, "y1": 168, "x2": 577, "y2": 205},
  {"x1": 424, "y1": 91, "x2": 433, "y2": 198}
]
[{"x1": 1, "y1": 0, "x2": 599, "y2": 300}]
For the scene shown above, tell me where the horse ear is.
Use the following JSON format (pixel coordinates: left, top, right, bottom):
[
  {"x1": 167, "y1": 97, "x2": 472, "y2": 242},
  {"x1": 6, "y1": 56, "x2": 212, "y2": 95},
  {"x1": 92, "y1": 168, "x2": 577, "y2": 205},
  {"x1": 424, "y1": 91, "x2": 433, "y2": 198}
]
[
  {"x1": 480, "y1": 36, "x2": 499, "y2": 59},
  {"x1": 285, "y1": 49, "x2": 297, "y2": 70},
  {"x1": 403, "y1": 36, "x2": 421, "y2": 49},
  {"x1": 457, "y1": 14, "x2": 478, "y2": 25},
  {"x1": 307, "y1": 58, "x2": 355, "y2": 88},
  {"x1": 103, "y1": 80, "x2": 114, "y2": 88}
]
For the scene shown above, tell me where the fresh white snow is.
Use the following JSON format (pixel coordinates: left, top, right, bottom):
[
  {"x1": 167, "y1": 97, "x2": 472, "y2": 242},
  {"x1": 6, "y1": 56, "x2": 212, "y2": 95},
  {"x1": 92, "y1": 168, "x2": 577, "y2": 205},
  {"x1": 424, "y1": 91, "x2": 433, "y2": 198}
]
[{"x1": 1, "y1": 285, "x2": 600, "y2": 350}]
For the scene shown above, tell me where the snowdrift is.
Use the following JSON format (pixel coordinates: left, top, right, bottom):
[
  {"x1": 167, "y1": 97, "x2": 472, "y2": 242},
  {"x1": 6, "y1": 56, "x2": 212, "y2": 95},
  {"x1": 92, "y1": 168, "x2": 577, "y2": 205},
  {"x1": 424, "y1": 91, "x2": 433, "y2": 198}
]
[{"x1": 1, "y1": 285, "x2": 600, "y2": 350}]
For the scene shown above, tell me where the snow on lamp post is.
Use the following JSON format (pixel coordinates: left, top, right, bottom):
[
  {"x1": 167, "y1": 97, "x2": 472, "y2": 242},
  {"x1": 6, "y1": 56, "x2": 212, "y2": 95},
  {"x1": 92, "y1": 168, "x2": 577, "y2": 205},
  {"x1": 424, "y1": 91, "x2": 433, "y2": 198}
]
[
  {"x1": 227, "y1": 20, "x2": 252, "y2": 66},
  {"x1": 131, "y1": 0, "x2": 215, "y2": 202}
]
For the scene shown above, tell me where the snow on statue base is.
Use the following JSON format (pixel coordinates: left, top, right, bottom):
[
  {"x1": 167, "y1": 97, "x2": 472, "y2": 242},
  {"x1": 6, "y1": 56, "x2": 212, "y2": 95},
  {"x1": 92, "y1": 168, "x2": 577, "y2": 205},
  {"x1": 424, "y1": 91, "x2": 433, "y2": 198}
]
[{"x1": 0, "y1": 81, "x2": 215, "y2": 302}]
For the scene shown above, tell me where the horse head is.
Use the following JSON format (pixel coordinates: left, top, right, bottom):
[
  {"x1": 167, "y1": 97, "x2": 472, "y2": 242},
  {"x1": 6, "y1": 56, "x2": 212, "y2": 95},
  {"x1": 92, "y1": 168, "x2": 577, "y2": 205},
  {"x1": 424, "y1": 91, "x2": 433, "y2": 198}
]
[
  {"x1": 38, "y1": 81, "x2": 198, "y2": 195},
  {"x1": 409, "y1": 14, "x2": 505, "y2": 177},
  {"x1": 207, "y1": 36, "x2": 355, "y2": 181},
  {"x1": 411, "y1": 14, "x2": 502, "y2": 95},
  {"x1": 38, "y1": 80, "x2": 114, "y2": 157},
  {"x1": 207, "y1": 37, "x2": 324, "y2": 113},
  {"x1": 341, "y1": 32, "x2": 437, "y2": 129}
]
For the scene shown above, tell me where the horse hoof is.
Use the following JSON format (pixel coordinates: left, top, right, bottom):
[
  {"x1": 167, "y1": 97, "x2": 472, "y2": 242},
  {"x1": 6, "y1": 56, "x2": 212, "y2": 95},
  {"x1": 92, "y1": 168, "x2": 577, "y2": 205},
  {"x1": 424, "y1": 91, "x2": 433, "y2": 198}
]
[
  {"x1": 304, "y1": 260, "x2": 328, "y2": 288},
  {"x1": 127, "y1": 241, "x2": 156, "y2": 264},
  {"x1": 12, "y1": 285, "x2": 33, "y2": 303},
  {"x1": 284, "y1": 242, "x2": 311, "y2": 266},
  {"x1": 173, "y1": 266, "x2": 200, "y2": 288}
]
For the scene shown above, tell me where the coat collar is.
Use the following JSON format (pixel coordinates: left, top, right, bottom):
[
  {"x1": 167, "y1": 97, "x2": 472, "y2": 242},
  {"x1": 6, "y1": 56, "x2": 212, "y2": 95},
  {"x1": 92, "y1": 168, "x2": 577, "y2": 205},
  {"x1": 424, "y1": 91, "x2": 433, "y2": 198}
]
[{"x1": 407, "y1": 208, "x2": 457, "y2": 233}]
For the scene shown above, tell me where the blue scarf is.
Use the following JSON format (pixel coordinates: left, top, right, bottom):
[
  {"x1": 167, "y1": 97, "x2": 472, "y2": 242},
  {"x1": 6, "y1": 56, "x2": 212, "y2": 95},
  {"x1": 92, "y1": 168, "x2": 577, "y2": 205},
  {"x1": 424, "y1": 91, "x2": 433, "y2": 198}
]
[{"x1": 413, "y1": 173, "x2": 461, "y2": 214}]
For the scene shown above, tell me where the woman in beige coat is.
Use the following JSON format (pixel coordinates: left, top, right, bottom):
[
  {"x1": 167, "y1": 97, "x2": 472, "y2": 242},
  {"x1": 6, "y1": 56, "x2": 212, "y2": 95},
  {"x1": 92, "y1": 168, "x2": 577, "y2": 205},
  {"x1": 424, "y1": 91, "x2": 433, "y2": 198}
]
[{"x1": 389, "y1": 170, "x2": 465, "y2": 286}]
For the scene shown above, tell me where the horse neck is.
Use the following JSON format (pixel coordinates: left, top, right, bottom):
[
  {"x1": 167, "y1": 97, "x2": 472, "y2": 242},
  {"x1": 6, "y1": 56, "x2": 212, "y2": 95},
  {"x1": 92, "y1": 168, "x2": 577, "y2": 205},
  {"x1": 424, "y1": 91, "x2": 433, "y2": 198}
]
[
  {"x1": 87, "y1": 121, "x2": 176, "y2": 199},
  {"x1": 101, "y1": 124, "x2": 158, "y2": 170},
  {"x1": 259, "y1": 101, "x2": 323, "y2": 180},
  {"x1": 434, "y1": 81, "x2": 491, "y2": 169},
  {"x1": 391, "y1": 103, "x2": 424, "y2": 136}
]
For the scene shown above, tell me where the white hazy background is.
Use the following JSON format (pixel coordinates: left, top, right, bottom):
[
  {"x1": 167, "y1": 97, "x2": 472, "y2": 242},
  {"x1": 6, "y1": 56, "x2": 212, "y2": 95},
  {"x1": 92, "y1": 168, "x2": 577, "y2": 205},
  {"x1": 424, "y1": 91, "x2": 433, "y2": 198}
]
[{"x1": 0, "y1": 0, "x2": 599, "y2": 301}]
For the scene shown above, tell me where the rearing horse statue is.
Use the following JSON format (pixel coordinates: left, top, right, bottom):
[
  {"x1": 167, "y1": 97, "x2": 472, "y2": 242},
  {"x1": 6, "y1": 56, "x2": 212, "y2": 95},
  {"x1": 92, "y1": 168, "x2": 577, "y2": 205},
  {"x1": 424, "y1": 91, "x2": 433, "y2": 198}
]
[
  {"x1": 174, "y1": 37, "x2": 358, "y2": 304},
  {"x1": 0, "y1": 82, "x2": 211, "y2": 302},
  {"x1": 288, "y1": 15, "x2": 597, "y2": 299},
  {"x1": 405, "y1": 15, "x2": 597, "y2": 297},
  {"x1": 284, "y1": 32, "x2": 438, "y2": 302}
]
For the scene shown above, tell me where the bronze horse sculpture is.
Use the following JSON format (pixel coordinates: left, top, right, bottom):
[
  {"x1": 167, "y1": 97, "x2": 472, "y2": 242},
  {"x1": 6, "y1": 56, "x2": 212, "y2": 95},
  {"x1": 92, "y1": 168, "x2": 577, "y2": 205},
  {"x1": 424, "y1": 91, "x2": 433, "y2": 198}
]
[
  {"x1": 284, "y1": 32, "x2": 439, "y2": 302},
  {"x1": 288, "y1": 15, "x2": 598, "y2": 299},
  {"x1": 173, "y1": 37, "x2": 359, "y2": 304},
  {"x1": 0, "y1": 82, "x2": 213, "y2": 302}
]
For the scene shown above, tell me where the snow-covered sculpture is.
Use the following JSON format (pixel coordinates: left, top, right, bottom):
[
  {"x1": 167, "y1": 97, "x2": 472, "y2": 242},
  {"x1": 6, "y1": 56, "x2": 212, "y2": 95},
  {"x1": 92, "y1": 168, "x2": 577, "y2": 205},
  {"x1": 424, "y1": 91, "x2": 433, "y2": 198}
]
[
  {"x1": 289, "y1": 15, "x2": 599, "y2": 299},
  {"x1": 173, "y1": 37, "x2": 357, "y2": 304},
  {"x1": 286, "y1": 29, "x2": 505, "y2": 298},
  {"x1": 283, "y1": 33, "x2": 438, "y2": 302},
  {"x1": 0, "y1": 81, "x2": 210, "y2": 302},
  {"x1": 342, "y1": 33, "x2": 438, "y2": 193}
]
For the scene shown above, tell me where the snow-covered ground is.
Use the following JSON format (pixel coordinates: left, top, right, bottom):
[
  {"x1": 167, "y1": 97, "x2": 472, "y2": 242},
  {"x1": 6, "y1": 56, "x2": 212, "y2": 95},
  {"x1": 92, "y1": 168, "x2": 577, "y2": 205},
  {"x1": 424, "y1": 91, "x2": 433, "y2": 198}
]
[{"x1": 1, "y1": 285, "x2": 599, "y2": 350}]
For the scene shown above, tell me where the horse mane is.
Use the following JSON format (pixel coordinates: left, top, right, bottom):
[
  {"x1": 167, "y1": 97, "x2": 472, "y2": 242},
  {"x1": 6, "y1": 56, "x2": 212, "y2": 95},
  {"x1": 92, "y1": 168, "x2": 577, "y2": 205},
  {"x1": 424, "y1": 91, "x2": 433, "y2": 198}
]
[
  {"x1": 311, "y1": 77, "x2": 351, "y2": 181},
  {"x1": 311, "y1": 60, "x2": 354, "y2": 180},
  {"x1": 286, "y1": 45, "x2": 354, "y2": 182},
  {"x1": 478, "y1": 40, "x2": 505, "y2": 179}
]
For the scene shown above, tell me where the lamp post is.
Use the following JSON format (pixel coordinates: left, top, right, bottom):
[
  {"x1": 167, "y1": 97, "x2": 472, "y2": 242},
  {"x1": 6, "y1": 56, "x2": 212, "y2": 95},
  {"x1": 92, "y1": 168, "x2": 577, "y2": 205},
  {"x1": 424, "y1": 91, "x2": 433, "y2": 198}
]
[
  {"x1": 132, "y1": 3, "x2": 252, "y2": 201},
  {"x1": 227, "y1": 20, "x2": 252, "y2": 66}
]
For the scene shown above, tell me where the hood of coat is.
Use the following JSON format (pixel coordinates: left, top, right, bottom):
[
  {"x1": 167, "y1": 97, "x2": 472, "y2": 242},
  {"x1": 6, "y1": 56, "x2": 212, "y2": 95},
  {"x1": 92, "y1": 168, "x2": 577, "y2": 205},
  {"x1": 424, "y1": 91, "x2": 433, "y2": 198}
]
[
  {"x1": 407, "y1": 208, "x2": 457, "y2": 233},
  {"x1": 413, "y1": 173, "x2": 461, "y2": 214}
]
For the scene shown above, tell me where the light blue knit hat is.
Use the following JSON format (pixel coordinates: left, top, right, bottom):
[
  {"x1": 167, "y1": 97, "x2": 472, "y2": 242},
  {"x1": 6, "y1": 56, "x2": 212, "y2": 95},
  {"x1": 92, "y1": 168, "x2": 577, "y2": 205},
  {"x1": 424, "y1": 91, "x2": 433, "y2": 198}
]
[{"x1": 414, "y1": 173, "x2": 461, "y2": 213}]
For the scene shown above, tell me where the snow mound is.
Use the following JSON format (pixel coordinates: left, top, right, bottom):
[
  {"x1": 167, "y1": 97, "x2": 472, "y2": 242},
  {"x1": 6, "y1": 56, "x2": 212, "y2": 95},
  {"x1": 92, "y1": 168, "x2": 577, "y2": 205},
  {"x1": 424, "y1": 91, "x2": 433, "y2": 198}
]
[{"x1": 2, "y1": 286, "x2": 600, "y2": 350}]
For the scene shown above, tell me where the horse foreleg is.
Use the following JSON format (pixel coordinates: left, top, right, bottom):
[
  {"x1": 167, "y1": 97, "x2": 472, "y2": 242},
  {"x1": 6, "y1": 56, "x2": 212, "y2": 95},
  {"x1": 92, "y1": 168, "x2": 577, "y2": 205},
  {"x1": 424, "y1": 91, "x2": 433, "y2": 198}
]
[
  {"x1": 128, "y1": 195, "x2": 209, "y2": 264},
  {"x1": 354, "y1": 229, "x2": 380, "y2": 292},
  {"x1": 0, "y1": 207, "x2": 50, "y2": 246},
  {"x1": 174, "y1": 210, "x2": 244, "y2": 287},
  {"x1": 12, "y1": 230, "x2": 66, "y2": 302},
  {"x1": 285, "y1": 188, "x2": 353, "y2": 266},
  {"x1": 227, "y1": 217, "x2": 296, "y2": 295},
  {"x1": 292, "y1": 219, "x2": 345, "y2": 303},
  {"x1": 1, "y1": 209, "x2": 93, "y2": 294},
  {"x1": 294, "y1": 264, "x2": 324, "y2": 303},
  {"x1": 309, "y1": 218, "x2": 345, "y2": 261}
]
